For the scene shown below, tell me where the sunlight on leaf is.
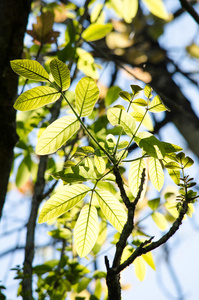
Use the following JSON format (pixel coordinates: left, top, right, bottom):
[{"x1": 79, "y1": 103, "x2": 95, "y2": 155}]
[
  {"x1": 82, "y1": 23, "x2": 113, "y2": 42},
  {"x1": 74, "y1": 204, "x2": 99, "y2": 257},
  {"x1": 38, "y1": 184, "x2": 91, "y2": 223},
  {"x1": 50, "y1": 58, "x2": 70, "y2": 91},
  {"x1": 129, "y1": 158, "x2": 147, "y2": 199},
  {"x1": 142, "y1": 0, "x2": 169, "y2": 20},
  {"x1": 148, "y1": 157, "x2": 164, "y2": 191},
  {"x1": 151, "y1": 211, "x2": 168, "y2": 230},
  {"x1": 133, "y1": 256, "x2": 146, "y2": 281},
  {"x1": 94, "y1": 155, "x2": 106, "y2": 174}
]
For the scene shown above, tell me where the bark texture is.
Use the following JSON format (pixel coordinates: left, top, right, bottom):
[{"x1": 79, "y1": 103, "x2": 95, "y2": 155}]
[{"x1": 0, "y1": 0, "x2": 32, "y2": 218}]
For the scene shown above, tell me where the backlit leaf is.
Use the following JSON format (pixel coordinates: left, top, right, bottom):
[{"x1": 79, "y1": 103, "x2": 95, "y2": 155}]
[
  {"x1": 36, "y1": 116, "x2": 80, "y2": 155},
  {"x1": 129, "y1": 158, "x2": 147, "y2": 199},
  {"x1": 14, "y1": 86, "x2": 60, "y2": 111},
  {"x1": 119, "y1": 91, "x2": 131, "y2": 102},
  {"x1": 122, "y1": 0, "x2": 138, "y2": 23},
  {"x1": 50, "y1": 58, "x2": 70, "y2": 91},
  {"x1": 133, "y1": 256, "x2": 146, "y2": 281},
  {"x1": 134, "y1": 132, "x2": 165, "y2": 159},
  {"x1": 74, "y1": 204, "x2": 99, "y2": 257},
  {"x1": 94, "y1": 155, "x2": 106, "y2": 174},
  {"x1": 161, "y1": 142, "x2": 183, "y2": 153},
  {"x1": 152, "y1": 211, "x2": 168, "y2": 230},
  {"x1": 75, "y1": 77, "x2": 99, "y2": 117},
  {"x1": 142, "y1": 0, "x2": 169, "y2": 20},
  {"x1": 94, "y1": 189, "x2": 127, "y2": 233},
  {"x1": 142, "y1": 252, "x2": 156, "y2": 270},
  {"x1": 107, "y1": 107, "x2": 136, "y2": 137},
  {"x1": 38, "y1": 184, "x2": 91, "y2": 223},
  {"x1": 10, "y1": 59, "x2": 49, "y2": 82},
  {"x1": 133, "y1": 98, "x2": 148, "y2": 107},
  {"x1": 167, "y1": 168, "x2": 180, "y2": 185},
  {"x1": 149, "y1": 95, "x2": 169, "y2": 113},
  {"x1": 82, "y1": 23, "x2": 113, "y2": 42},
  {"x1": 148, "y1": 157, "x2": 164, "y2": 191},
  {"x1": 131, "y1": 104, "x2": 154, "y2": 131},
  {"x1": 164, "y1": 162, "x2": 181, "y2": 170}
]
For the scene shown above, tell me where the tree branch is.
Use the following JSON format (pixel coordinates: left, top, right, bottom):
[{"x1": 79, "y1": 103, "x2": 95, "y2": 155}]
[{"x1": 179, "y1": 0, "x2": 199, "y2": 24}]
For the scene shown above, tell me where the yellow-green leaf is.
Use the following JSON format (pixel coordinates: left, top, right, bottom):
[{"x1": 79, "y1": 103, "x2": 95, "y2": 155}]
[
  {"x1": 134, "y1": 132, "x2": 165, "y2": 159},
  {"x1": 131, "y1": 104, "x2": 154, "y2": 131},
  {"x1": 75, "y1": 77, "x2": 99, "y2": 117},
  {"x1": 133, "y1": 256, "x2": 146, "y2": 281},
  {"x1": 149, "y1": 95, "x2": 169, "y2": 113},
  {"x1": 151, "y1": 211, "x2": 168, "y2": 230},
  {"x1": 50, "y1": 58, "x2": 70, "y2": 91},
  {"x1": 148, "y1": 157, "x2": 164, "y2": 191},
  {"x1": 122, "y1": 0, "x2": 138, "y2": 23},
  {"x1": 94, "y1": 189, "x2": 127, "y2": 233},
  {"x1": 133, "y1": 98, "x2": 148, "y2": 107},
  {"x1": 142, "y1": 252, "x2": 156, "y2": 270},
  {"x1": 82, "y1": 23, "x2": 113, "y2": 42},
  {"x1": 142, "y1": 0, "x2": 169, "y2": 20},
  {"x1": 167, "y1": 168, "x2": 180, "y2": 185},
  {"x1": 36, "y1": 116, "x2": 80, "y2": 155},
  {"x1": 119, "y1": 91, "x2": 131, "y2": 102},
  {"x1": 164, "y1": 162, "x2": 181, "y2": 170},
  {"x1": 107, "y1": 107, "x2": 136, "y2": 137},
  {"x1": 14, "y1": 86, "x2": 60, "y2": 111},
  {"x1": 10, "y1": 59, "x2": 49, "y2": 82},
  {"x1": 128, "y1": 158, "x2": 147, "y2": 199},
  {"x1": 74, "y1": 204, "x2": 99, "y2": 257},
  {"x1": 94, "y1": 155, "x2": 106, "y2": 174},
  {"x1": 38, "y1": 184, "x2": 90, "y2": 223}
]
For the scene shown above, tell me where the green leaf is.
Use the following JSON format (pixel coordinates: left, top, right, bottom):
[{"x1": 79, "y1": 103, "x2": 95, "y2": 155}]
[
  {"x1": 133, "y1": 98, "x2": 148, "y2": 106},
  {"x1": 130, "y1": 85, "x2": 143, "y2": 95},
  {"x1": 36, "y1": 116, "x2": 80, "y2": 155},
  {"x1": 107, "y1": 107, "x2": 136, "y2": 137},
  {"x1": 82, "y1": 23, "x2": 113, "y2": 42},
  {"x1": 161, "y1": 142, "x2": 183, "y2": 153},
  {"x1": 10, "y1": 59, "x2": 49, "y2": 82},
  {"x1": 167, "y1": 168, "x2": 180, "y2": 185},
  {"x1": 151, "y1": 211, "x2": 168, "y2": 230},
  {"x1": 117, "y1": 140, "x2": 129, "y2": 149},
  {"x1": 74, "y1": 204, "x2": 99, "y2": 257},
  {"x1": 131, "y1": 104, "x2": 154, "y2": 131},
  {"x1": 133, "y1": 256, "x2": 146, "y2": 281},
  {"x1": 38, "y1": 184, "x2": 91, "y2": 223},
  {"x1": 128, "y1": 158, "x2": 147, "y2": 198},
  {"x1": 50, "y1": 58, "x2": 70, "y2": 91},
  {"x1": 94, "y1": 155, "x2": 106, "y2": 174},
  {"x1": 77, "y1": 277, "x2": 92, "y2": 293},
  {"x1": 149, "y1": 95, "x2": 170, "y2": 113},
  {"x1": 14, "y1": 86, "x2": 60, "y2": 111},
  {"x1": 16, "y1": 155, "x2": 31, "y2": 188},
  {"x1": 51, "y1": 166, "x2": 97, "y2": 183},
  {"x1": 142, "y1": 252, "x2": 156, "y2": 270},
  {"x1": 105, "y1": 86, "x2": 122, "y2": 106},
  {"x1": 122, "y1": 0, "x2": 138, "y2": 23},
  {"x1": 144, "y1": 85, "x2": 152, "y2": 99},
  {"x1": 148, "y1": 157, "x2": 164, "y2": 191},
  {"x1": 142, "y1": 0, "x2": 169, "y2": 20},
  {"x1": 94, "y1": 189, "x2": 127, "y2": 233},
  {"x1": 75, "y1": 77, "x2": 99, "y2": 117},
  {"x1": 148, "y1": 198, "x2": 160, "y2": 210},
  {"x1": 119, "y1": 91, "x2": 131, "y2": 102},
  {"x1": 164, "y1": 162, "x2": 181, "y2": 170},
  {"x1": 134, "y1": 132, "x2": 165, "y2": 159},
  {"x1": 177, "y1": 154, "x2": 194, "y2": 169}
]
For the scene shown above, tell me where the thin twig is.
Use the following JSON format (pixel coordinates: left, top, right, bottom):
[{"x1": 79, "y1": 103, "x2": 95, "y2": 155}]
[{"x1": 179, "y1": 0, "x2": 199, "y2": 24}]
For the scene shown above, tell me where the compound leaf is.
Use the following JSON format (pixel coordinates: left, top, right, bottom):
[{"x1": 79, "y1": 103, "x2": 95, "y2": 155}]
[{"x1": 50, "y1": 58, "x2": 70, "y2": 91}]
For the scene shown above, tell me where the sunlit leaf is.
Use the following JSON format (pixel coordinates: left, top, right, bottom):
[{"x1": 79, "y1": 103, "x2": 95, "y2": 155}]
[
  {"x1": 50, "y1": 58, "x2": 70, "y2": 91},
  {"x1": 164, "y1": 162, "x2": 181, "y2": 170},
  {"x1": 131, "y1": 104, "x2": 154, "y2": 131},
  {"x1": 142, "y1": 0, "x2": 169, "y2": 20},
  {"x1": 94, "y1": 155, "x2": 106, "y2": 174},
  {"x1": 133, "y1": 98, "x2": 148, "y2": 106},
  {"x1": 36, "y1": 116, "x2": 80, "y2": 155},
  {"x1": 105, "y1": 86, "x2": 122, "y2": 106},
  {"x1": 148, "y1": 157, "x2": 164, "y2": 191},
  {"x1": 51, "y1": 166, "x2": 97, "y2": 183},
  {"x1": 134, "y1": 132, "x2": 165, "y2": 159},
  {"x1": 144, "y1": 85, "x2": 153, "y2": 99},
  {"x1": 133, "y1": 256, "x2": 146, "y2": 281},
  {"x1": 167, "y1": 168, "x2": 180, "y2": 185},
  {"x1": 75, "y1": 77, "x2": 99, "y2": 117},
  {"x1": 129, "y1": 158, "x2": 147, "y2": 199},
  {"x1": 149, "y1": 95, "x2": 169, "y2": 113},
  {"x1": 142, "y1": 252, "x2": 156, "y2": 270},
  {"x1": 74, "y1": 204, "x2": 99, "y2": 257},
  {"x1": 91, "y1": 3, "x2": 105, "y2": 24},
  {"x1": 82, "y1": 23, "x2": 113, "y2": 42},
  {"x1": 122, "y1": 0, "x2": 138, "y2": 23},
  {"x1": 14, "y1": 86, "x2": 60, "y2": 111},
  {"x1": 94, "y1": 189, "x2": 127, "y2": 233},
  {"x1": 107, "y1": 107, "x2": 136, "y2": 137},
  {"x1": 151, "y1": 211, "x2": 168, "y2": 230},
  {"x1": 38, "y1": 184, "x2": 91, "y2": 223},
  {"x1": 161, "y1": 142, "x2": 183, "y2": 153},
  {"x1": 148, "y1": 198, "x2": 160, "y2": 210},
  {"x1": 119, "y1": 91, "x2": 131, "y2": 102},
  {"x1": 10, "y1": 59, "x2": 49, "y2": 81}
]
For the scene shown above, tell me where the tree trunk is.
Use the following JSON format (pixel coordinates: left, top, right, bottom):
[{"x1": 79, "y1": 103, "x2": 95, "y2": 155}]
[{"x1": 0, "y1": 0, "x2": 32, "y2": 218}]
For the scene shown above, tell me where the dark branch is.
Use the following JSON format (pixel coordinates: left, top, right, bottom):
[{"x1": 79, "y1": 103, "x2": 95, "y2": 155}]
[{"x1": 179, "y1": 0, "x2": 199, "y2": 24}]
